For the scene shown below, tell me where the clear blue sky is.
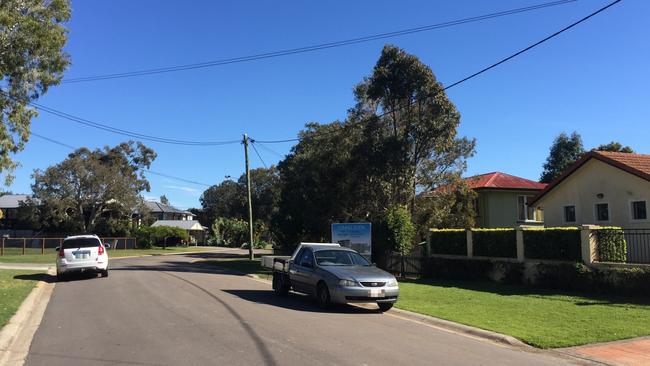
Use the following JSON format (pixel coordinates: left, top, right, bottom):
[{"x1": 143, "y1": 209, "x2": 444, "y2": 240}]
[{"x1": 8, "y1": 0, "x2": 649, "y2": 209}]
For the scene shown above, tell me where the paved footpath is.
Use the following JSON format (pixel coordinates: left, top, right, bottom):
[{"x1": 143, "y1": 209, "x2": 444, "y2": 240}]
[
  {"x1": 24, "y1": 252, "x2": 588, "y2": 366},
  {"x1": 565, "y1": 337, "x2": 650, "y2": 366}
]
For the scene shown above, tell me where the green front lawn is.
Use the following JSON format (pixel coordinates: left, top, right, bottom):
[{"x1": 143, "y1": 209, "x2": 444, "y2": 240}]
[
  {"x1": 0, "y1": 246, "x2": 217, "y2": 264},
  {"x1": 396, "y1": 279, "x2": 650, "y2": 348},
  {"x1": 202, "y1": 256, "x2": 272, "y2": 280},
  {"x1": 0, "y1": 270, "x2": 43, "y2": 329}
]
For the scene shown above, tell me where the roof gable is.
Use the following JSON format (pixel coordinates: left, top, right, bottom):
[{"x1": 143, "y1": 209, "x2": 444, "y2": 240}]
[
  {"x1": 465, "y1": 172, "x2": 546, "y2": 190},
  {"x1": 530, "y1": 150, "x2": 650, "y2": 205}
]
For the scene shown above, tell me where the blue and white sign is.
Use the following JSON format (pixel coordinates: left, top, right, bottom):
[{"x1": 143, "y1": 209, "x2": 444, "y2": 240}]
[{"x1": 331, "y1": 223, "x2": 372, "y2": 257}]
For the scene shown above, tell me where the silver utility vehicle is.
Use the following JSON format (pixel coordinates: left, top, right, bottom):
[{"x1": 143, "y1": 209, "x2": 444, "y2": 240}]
[{"x1": 264, "y1": 243, "x2": 399, "y2": 311}]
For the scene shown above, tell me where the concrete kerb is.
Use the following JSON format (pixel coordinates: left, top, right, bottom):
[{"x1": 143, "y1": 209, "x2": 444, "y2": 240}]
[{"x1": 0, "y1": 267, "x2": 55, "y2": 366}]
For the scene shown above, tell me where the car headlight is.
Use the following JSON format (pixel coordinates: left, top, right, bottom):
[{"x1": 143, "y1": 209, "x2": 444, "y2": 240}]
[
  {"x1": 386, "y1": 278, "x2": 398, "y2": 287},
  {"x1": 338, "y1": 279, "x2": 359, "y2": 287}
]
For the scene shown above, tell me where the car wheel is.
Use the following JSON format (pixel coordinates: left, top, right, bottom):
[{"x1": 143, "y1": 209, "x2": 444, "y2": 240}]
[
  {"x1": 317, "y1": 283, "x2": 331, "y2": 309},
  {"x1": 101, "y1": 269, "x2": 109, "y2": 278},
  {"x1": 377, "y1": 302, "x2": 394, "y2": 312},
  {"x1": 56, "y1": 273, "x2": 66, "y2": 282},
  {"x1": 272, "y1": 273, "x2": 289, "y2": 296}
]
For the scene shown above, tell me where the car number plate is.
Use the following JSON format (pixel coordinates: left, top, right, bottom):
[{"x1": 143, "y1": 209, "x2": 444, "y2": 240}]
[
  {"x1": 369, "y1": 289, "x2": 383, "y2": 298},
  {"x1": 73, "y1": 251, "x2": 90, "y2": 260}
]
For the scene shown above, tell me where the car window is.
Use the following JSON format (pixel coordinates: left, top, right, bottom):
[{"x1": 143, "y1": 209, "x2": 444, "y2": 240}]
[
  {"x1": 63, "y1": 238, "x2": 101, "y2": 249},
  {"x1": 294, "y1": 248, "x2": 305, "y2": 265},
  {"x1": 299, "y1": 249, "x2": 314, "y2": 267},
  {"x1": 314, "y1": 250, "x2": 370, "y2": 266}
]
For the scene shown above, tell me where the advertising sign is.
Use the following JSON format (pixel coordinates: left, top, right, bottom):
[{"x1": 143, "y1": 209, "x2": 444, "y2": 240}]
[{"x1": 331, "y1": 223, "x2": 372, "y2": 257}]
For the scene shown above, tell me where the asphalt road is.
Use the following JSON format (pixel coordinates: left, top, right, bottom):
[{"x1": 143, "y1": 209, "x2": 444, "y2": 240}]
[{"x1": 24, "y1": 251, "x2": 584, "y2": 366}]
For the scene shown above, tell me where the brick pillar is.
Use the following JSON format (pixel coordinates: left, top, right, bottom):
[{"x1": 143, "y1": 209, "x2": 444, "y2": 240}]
[
  {"x1": 516, "y1": 226, "x2": 525, "y2": 262},
  {"x1": 580, "y1": 225, "x2": 599, "y2": 264},
  {"x1": 466, "y1": 229, "x2": 473, "y2": 258}
]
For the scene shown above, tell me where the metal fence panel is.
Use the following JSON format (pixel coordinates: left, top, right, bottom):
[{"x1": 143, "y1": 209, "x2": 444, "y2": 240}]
[{"x1": 623, "y1": 229, "x2": 650, "y2": 264}]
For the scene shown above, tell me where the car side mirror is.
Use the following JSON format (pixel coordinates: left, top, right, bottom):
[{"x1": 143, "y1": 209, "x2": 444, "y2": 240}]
[{"x1": 104, "y1": 243, "x2": 111, "y2": 249}]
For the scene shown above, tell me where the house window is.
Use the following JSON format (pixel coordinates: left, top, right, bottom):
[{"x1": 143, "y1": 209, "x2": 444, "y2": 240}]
[
  {"x1": 517, "y1": 196, "x2": 537, "y2": 221},
  {"x1": 564, "y1": 205, "x2": 576, "y2": 223},
  {"x1": 595, "y1": 203, "x2": 610, "y2": 222},
  {"x1": 632, "y1": 201, "x2": 647, "y2": 220}
]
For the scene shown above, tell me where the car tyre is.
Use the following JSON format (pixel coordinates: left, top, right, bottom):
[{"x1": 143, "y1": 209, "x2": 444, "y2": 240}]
[
  {"x1": 377, "y1": 302, "x2": 394, "y2": 312},
  {"x1": 56, "y1": 273, "x2": 66, "y2": 282},
  {"x1": 272, "y1": 273, "x2": 289, "y2": 296},
  {"x1": 101, "y1": 269, "x2": 109, "y2": 278},
  {"x1": 317, "y1": 283, "x2": 331, "y2": 309}
]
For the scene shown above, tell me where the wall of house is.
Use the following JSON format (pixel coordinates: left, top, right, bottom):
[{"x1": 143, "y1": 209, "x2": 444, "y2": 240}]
[
  {"x1": 536, "y1": 159, "x2": 650, "y2": 229},
  {"x1": 478, "y1": 190, "x2": 544, "y2": 228}
]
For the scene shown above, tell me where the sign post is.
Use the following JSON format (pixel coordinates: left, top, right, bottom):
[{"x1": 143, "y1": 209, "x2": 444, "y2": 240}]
[{"x1": 331, "y1": 223, "x2": 372, "y2": 259}]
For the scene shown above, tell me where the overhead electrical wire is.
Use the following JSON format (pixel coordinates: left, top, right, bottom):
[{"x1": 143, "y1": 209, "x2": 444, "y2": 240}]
[
  {"x1": 61, "y1": 0, "x2": 578, "y2": 83},
  {"x1": 30, "y1": 132, "x2": 213, "y2": 187},
  {"x1": 250, "y1": 141, "x2": 268, "y2": 169},
  {"x1": 253, "y1": 0, "x2": 622, "y2": 144}
]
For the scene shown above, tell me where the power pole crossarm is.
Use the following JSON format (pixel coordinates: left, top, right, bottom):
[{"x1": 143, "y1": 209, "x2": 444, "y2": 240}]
[{"x1": 243, "y1": 134, "x2": 255, "y2": 260}]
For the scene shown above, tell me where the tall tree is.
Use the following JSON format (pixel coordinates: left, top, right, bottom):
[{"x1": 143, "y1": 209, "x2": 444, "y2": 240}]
[
  {"x1": 596, "y1": 141, "x2": 634, "y2": 153},
  {"x1": 0, "y1": 0, "x2": 70, "y2": 183},
  {"x1": 540, "y1": 132, "x2": 585, "y2": 183},
  {"x1": 32, "y1": 141, "x2": 156, "y2": 233},
  {"x1": 160, "y1": 195, "x2": 169, "y2": 205}
]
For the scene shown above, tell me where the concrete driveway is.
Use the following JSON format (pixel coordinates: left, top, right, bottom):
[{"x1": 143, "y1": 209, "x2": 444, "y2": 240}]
[{"x1": 24, "y1": 252, "x2": 586, "y2": 366}]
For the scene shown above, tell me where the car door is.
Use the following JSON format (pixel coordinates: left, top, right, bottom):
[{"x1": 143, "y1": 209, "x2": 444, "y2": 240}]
[{"x1": 292, "y1": 248, "x2": 315, "y2": 294}]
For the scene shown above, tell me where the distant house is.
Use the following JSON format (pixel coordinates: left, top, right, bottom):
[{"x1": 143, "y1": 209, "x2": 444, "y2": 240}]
[
  {"x1": 144, "y1": 201, "x2": 195, "y2": 221},
  {"x1": 464, "y1": 172, "x2": 546, "y2": 228},
  {"x1": 531, "y1": 151, "x2": 650, "y2": 229},
  {"x1": 151, "y1": 220, "x2": 207, "y2": 245},
  {"x1": 0, "y1": 194, "x2": 40, "y2": 231}
]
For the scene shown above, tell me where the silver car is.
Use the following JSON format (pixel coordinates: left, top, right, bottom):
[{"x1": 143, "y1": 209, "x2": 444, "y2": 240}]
[{"x1": 287, "y1": 246, "x2": 399, "y2": 311}]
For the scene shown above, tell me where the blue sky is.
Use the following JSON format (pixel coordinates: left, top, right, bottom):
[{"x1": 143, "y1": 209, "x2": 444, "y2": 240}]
[{"x1": 8, "y1": 0, "x2": 648, "y2": 209}]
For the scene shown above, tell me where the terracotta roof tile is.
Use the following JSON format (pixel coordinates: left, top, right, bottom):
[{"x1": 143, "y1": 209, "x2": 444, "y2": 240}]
[{"x1": 465, "y1": 172, "x2": 547, "y2": 190}]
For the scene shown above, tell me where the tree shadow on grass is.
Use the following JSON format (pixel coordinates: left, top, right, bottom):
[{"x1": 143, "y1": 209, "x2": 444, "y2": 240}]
[{"x1": 401, "y1": 278, "x2": 650, "y2": 307}]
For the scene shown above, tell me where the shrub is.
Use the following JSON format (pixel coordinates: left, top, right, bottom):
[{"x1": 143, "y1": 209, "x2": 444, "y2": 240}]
[
  {"x1": 212, "y1": 217, "x2": 249, "y2": 247},
  {"x1": 472, "y1": 229, "x2": 516, "y2": 258},
  {"x1": 426, "y1": 256, "x2": 493, "y2": 280},
  {"x1": 523, "y1": 227, "x2": 581, "y2": 261},
  {"x1": 429, "y1": 229, "x2": 467, "y2": 256},
  {"x1": 134, "y1": 226, "x2": 189, "y2": 248},
  {"x1": 386, "y1": 205, "x2": 416, "y2": 255},
  {"x1": 595, "y1": 228, "x2": 627, "y2": 262}
]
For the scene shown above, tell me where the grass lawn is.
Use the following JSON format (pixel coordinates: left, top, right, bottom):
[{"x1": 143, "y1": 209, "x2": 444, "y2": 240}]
[
  {"x1": 202, "y1": 256, "x2": 273, "y2": 280},
  {"x1": 0, "y1": 270, "x2": 43, "y2": 329},
  {"x1": 0, "y1": 246, "x2": 217, "y2": 264},
  {"x1": 396, "y1": 278, "x2": 650, "y2": 348}
]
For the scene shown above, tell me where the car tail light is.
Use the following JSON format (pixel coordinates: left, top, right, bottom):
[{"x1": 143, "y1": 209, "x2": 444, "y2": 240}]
[
  {"x1": 58, "y1": 246, "x2": 64, "y2": 258},
  {"x1": 98, "y1": 244, "x2": 104, "y2": 256}
]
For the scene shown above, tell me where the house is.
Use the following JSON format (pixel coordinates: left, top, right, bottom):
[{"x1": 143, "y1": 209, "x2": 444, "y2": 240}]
[
  {"x1": 144, "y1": 201, "x2": 195, "y2": 221},
  {"x1": 151, "y1": 220, "x2": 207, "y2": 245},
  {"x1": 531, "y1": 151, "x2": 650, "y2": 229},
  {"x1": 0, "y1": 194, "x2": 40, "y2": 231},
  {"x1": 464, "y1": 172, "x2": 547, "y2": 228}
]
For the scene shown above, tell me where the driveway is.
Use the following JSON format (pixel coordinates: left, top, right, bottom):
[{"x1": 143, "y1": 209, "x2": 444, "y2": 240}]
[{"x1": 25, "y1": 252, "x2": 585, "y2": 366}]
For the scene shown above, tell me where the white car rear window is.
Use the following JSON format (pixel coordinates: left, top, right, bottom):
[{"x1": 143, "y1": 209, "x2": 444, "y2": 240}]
[{"x1": 63, "y1": 238, "x2": 100, "y2": 249}]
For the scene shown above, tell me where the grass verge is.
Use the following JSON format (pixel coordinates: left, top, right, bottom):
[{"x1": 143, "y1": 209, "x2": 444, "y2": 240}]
[
  {"x1": 396, "y1": 278, "x2": 650, "y2": 348},
  {"x1": 201, "y1": 256, "x2": 272, "y2": 280},
  {"x1": 0, "y1": 246, "x2": 217, "y2": 264},
  {"x1": 0, "y1": 270, "x2": 43, "y2": 330}
]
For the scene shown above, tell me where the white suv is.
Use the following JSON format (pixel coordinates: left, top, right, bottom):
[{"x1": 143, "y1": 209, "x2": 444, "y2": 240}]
[{"x1": 56, "y1": 235, "x2": 109, "y2": 280}]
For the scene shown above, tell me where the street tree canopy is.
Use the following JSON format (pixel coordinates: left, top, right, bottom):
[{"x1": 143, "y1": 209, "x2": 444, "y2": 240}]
[
  {"x1": 596, "y1": 141, "x2": 634, "y2": 153},
  {"x1": 32, "y1": 141, "x2": 156, "y2": 233},
  {"x1": 0, "y1": 0, "x2": 70, "y2": 183}
]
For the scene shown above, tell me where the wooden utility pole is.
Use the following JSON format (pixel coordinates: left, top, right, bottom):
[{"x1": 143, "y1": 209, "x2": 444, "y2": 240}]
[{"x1": 243, "y1": 134, "x2": 254, "y2": 260}]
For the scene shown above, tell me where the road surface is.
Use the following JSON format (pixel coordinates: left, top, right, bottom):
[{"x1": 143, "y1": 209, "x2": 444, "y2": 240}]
[{"x1": 25, "y1": 251, "x2": 585, "y2": 366}]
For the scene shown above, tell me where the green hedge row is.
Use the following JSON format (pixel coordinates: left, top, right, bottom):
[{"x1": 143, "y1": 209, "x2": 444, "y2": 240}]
[
  {"x1": 429, "y1": 229, "x2": 467, "y2": 256},
  {"x1": 596, "y1": 228, "x2": 627, "y2": 262},
  {"x1": 523, "y1": 228, "x2": 581, "y2": 261},
  {"x1": 472, "y1": 229, "x2": 516, "y2": 258}
]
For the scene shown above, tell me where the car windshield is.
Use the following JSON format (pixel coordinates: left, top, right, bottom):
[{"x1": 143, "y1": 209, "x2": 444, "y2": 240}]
[
  {"x1": 314, "y1": 250, "x2": 370, "y2": 266},
  {"x1": 63, "y1": 238, "x2": 100, "y2": 249}
]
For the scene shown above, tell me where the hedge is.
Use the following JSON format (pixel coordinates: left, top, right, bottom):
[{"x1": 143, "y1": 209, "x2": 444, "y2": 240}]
[
  {"x1": 429, "y1": 229, "x2": 467, "y2": 256},
  {"x1": 471, "y1": 229, "x2": 516, "y2": 258},
  {"x1": 595, "y1": 228, "x2": 627, "y2": 262},
  {"x1": 523, "y1": 227, "x2": 581, "y2": 261}
]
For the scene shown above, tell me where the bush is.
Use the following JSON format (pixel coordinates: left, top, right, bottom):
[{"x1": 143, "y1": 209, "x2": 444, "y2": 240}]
[
  {"x1": 212, "y1": 217, "x2": 249, "y2": 247},
  {"x1": 596, "y1": 228, "x2": 627, "y2": 262},
  {"x1": 386, "y1": 205, "x2": 416, "y2": 255},
  {"x1": 134, "y1": 226, "x2": 189, "y2": 249},
  {"x1": 426, "y1": 257, "x2": 493, "y2": 280},
  {"x1": 429, "y1": 229, "x2": 467, "y2": 256},
  {"x1": 472, "y1": 229, "x2": 516, "y2": 258},
  {"x1": 523, "y1": 227, "x2": 581, "y2": 261}
]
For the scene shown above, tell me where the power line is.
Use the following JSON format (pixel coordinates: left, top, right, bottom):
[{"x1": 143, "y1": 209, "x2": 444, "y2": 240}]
[
  {"x1": 61, "y1": 0, "x2": 577, "y2": 83},
  {"x1": 253, "y1": 0, "x2": 621, "y2": 144},
  {"x1": 250, "y1": 141, "x2": 268, "y2": 168},
  {"x1": 28, "y1": 101, "x2": 241, "y2": 146},
  {"x1": 253, "y1": 141, "x2": 285, "y2": 158},
  {"x1": 30, "y1": 132, "x2": 213, "y2": 187}
]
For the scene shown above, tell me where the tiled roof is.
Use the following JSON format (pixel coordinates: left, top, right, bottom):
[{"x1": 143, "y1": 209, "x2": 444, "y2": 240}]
[
  {"x1": 464, "y1": 172, "x2": 547, "y2": 190},
  {"x1": 151, "y1": 220, "x2": 204, "y2": 231},
  {"x1": 0, "y1": 194, "x2": 40, "y2": 208},
  {"x1": 530, "y1": 150, "x2": 650, "y2": 205},
  {"x1": 144, "y1": 201, "x2": 193, "y2": 215}
]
